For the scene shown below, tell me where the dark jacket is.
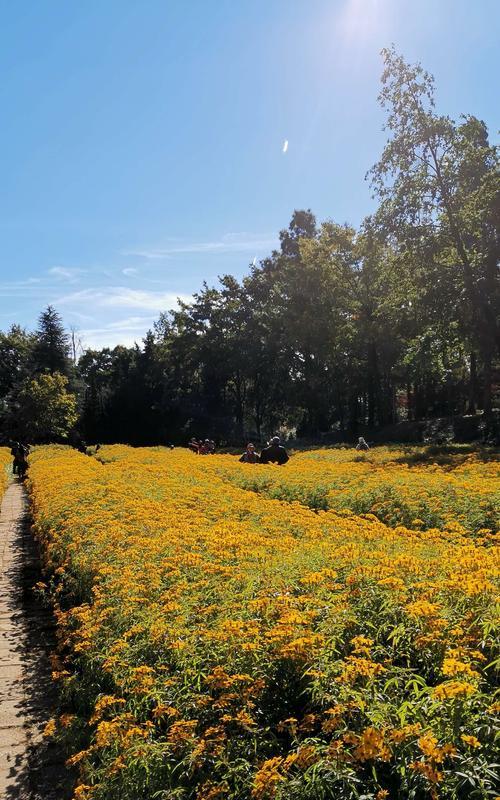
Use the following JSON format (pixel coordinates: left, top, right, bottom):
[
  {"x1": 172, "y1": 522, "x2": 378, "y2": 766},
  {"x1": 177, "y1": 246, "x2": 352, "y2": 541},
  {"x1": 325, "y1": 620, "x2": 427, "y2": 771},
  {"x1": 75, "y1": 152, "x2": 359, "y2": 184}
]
[
  {"x1": 239, "y1": 451, "x2": 260, "y2": 463},
  {"x1": 260, "y1": 445, "x2": 289, "y2": 465}
]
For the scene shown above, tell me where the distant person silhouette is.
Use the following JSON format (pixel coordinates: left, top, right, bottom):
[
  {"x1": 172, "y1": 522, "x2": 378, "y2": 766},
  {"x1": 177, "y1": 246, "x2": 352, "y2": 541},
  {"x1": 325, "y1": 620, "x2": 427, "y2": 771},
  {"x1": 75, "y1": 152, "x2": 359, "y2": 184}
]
[{"x1": 260, "y1": 436, "x2": 289, "y2": 465}]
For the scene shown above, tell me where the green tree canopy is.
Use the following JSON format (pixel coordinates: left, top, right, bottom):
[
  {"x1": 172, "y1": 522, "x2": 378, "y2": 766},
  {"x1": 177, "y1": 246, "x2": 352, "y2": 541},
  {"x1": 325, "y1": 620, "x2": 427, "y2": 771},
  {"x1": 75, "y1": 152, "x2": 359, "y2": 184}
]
[{"x1": 14, "y1": 372, "x2": 77, "y2": 442}]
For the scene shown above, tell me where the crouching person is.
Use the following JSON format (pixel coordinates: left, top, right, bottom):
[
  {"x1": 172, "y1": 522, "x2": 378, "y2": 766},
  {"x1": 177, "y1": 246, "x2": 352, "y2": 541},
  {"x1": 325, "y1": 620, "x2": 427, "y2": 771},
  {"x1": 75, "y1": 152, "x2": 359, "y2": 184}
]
[{"x1": 239, "y1": 443, "x2": 260, "y2": 464}]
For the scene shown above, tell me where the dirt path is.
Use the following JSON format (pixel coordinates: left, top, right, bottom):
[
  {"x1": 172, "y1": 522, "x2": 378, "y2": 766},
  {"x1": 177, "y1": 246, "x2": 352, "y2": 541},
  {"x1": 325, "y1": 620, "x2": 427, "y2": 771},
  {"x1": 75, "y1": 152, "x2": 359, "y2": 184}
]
[{"x1": 0, "y1": 480, "x2": 72, "y2": 800}]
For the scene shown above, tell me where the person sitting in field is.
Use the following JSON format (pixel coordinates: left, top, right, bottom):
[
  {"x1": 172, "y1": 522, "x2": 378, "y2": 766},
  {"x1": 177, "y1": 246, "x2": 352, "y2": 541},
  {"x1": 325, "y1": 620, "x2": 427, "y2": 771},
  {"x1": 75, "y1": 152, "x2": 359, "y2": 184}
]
[
  {"x1": 260, "y1": 436, "x2": 289, "y2": 465},
  {"x1": 356, "y1": 436, "x2": 370, "y2": 451},
  {"x1": 188, "y1": 438, "x2": 200, "y2": 453},
  {"x1": 239, "y1": 443, "x2": 260, "y2": 464}
]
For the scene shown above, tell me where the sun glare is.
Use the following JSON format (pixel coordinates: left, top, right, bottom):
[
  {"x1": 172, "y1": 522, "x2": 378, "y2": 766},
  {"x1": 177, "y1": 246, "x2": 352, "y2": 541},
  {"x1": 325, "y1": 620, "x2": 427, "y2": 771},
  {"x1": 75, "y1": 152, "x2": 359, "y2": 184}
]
[{"x1": 336, "y1": 0, "x2": 390, "y2": 43}]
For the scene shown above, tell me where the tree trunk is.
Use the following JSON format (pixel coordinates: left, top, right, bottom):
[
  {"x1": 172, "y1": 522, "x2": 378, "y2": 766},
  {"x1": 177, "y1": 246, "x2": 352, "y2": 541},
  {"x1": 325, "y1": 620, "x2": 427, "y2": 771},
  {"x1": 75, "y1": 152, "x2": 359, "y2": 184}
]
[
  {"x1": 348, "y1": 391, "x2": 359, "y2": 434},
  {"x1": 467, "y1": 351, "x2": 477, "y2": 414},
  {"x1": 406, "y1": 384, "x2": 413, "y2": 421},
  {"x1": 482, "y1": 349, "x2": 492, "y2": 413}
]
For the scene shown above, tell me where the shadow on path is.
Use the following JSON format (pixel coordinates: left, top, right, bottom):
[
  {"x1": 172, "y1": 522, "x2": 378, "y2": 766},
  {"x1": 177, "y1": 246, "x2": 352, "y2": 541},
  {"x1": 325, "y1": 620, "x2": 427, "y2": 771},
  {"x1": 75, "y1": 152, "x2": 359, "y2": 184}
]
[{"x1": 0, "y1": 480, "x2": 73, "y2": 800}]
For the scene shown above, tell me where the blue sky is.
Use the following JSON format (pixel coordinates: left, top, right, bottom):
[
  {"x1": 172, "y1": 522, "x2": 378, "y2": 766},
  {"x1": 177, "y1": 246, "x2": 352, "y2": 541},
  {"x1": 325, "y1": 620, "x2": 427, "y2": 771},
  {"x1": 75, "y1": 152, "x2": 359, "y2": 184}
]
[{"x1": 1, "y1": 0, "x2": 498, "y2": 349}]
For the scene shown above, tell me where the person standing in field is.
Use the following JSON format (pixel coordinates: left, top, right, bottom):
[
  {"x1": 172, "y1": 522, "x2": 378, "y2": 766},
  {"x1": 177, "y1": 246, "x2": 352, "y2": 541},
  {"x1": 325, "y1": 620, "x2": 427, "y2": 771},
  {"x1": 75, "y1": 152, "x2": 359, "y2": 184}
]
[
  {"x1": 239, "y1": 443, "x2": 260, "y2": 463},
  {"x1": 12, "y1": 442, "x2": 29, "y2": 478},
  {"x1": 356, "y1": 436, "x2": 370, "y2": 451},
  {"x1": 10, "y1": 442, "x2": 20, "y2": 474},
  {"x1": 18, "y1": 447, "x2": 29, "y2": 479},
  {"x1": 260, "y1": 436, "x2": 289, "y2": 465}
]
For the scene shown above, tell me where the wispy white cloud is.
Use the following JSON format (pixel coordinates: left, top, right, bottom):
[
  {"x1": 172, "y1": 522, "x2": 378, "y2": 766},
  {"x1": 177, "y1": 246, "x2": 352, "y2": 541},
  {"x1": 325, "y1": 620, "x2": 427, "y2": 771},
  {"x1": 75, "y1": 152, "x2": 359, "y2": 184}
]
[
  {"x1": 122, "y1": 267, "x2": 139, "y2": 276},
  {"x1": 65, "y1": 309, "x2": 96, "y2": 324},
  {"x1": 0, "y1": 278, "x2": 42, "y2": 296},
  {"x1": 48, "y1": 266, "x2": 86, "y2": 282},
  {"x1": 282, "y1": 139, "x2": 289, "y2": 153},
  {"x1": 79, "y1": 330, "x2": 144, "y2": 350},
  {"x1": 123, "y1": 232, "x2": 278, "y2": 260},
  {"x1": 106, "y1": 315, "x2": 155, "y2": 331},
  {"x1": 78, "y1": 316, "x2": 160, "y2": 350},
  {"x1": 55, "y1": 286, "x2": 190, "y2": 312}
]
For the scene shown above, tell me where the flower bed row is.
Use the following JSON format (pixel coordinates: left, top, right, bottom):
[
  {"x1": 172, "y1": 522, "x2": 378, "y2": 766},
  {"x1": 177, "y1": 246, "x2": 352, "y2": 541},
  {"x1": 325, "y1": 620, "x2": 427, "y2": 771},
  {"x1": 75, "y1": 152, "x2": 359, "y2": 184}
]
[
  {"x1": 185, "y1": 445, "x2": 498, "y2": 537},
  {"x1": 29, "y1": 446, "x2": 499, "y2": 800},
  {"x1": 0, "y1": 446, "x2": 12, "y2": 499}
]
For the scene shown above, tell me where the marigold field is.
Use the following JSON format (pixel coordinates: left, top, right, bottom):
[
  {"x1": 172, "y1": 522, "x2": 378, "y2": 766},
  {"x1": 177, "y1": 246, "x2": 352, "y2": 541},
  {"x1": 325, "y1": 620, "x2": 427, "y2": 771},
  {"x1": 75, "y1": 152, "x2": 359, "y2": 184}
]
[
  {"x1": 1, "y1": 445, "x2": 12, "y2": 496},
  {"x1": 28, "y1": 445, "x2": 499, "y2": 800}
]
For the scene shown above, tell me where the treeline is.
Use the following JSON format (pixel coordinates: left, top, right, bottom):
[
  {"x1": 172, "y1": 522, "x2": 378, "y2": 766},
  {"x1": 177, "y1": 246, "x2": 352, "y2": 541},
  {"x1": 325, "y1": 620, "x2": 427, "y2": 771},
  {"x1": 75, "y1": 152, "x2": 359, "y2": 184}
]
[{"x1": 1, "y1": 49, "x2": 499, "y2": 445}]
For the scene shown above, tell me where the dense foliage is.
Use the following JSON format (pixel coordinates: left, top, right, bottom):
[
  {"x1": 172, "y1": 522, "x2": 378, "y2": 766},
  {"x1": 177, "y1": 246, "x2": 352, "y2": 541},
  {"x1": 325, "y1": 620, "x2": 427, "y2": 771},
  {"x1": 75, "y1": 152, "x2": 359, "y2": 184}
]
[
  {"x1": 0, "y1": 49, "x2": 498, "y2": 445},
  {"x1": 0, "y1": 307, "x2": 78, "y2": 443},
  {"x1": 30, "y1": 445, "x2": 499, "y2": 800}
]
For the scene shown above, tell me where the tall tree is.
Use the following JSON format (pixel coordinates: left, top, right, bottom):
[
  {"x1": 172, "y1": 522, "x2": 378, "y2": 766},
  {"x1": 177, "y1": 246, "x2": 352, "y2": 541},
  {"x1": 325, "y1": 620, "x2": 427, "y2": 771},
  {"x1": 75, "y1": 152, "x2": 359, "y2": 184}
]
[
  {"x1": 369, "y1": 47, "x2": 500, "y2": 412},
  {"x1": 32, "y1": 306, "x2": 71, "y2": 376}
]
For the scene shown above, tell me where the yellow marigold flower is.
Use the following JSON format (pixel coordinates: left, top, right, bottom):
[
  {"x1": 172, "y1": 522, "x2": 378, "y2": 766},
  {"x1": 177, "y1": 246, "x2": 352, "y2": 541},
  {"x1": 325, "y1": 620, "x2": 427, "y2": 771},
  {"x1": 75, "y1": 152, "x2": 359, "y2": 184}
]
[
  {"x1": 390, "y1": 723, "x2": 422, "y2": 743},
  {"x1": 43, "y1": 718, "x2": 57, "y2": 738},
  {"x1": 109, "y1": 755, "x2": 126, "y2": 774},
  {"x1": 294, "y1": 745, "x2": 318, "y2": 769},
  {"x1": 166, "y1": 719, "x2": 198, "y2": 750},
  {"x1": 461, "y1": 734, "x2": 481, "y2": 749},
  {"x1": 433, "y1": 681, "x2": 477, "y2": 700},
  {"x1": 411, "y1": 761, "x2": 443, "y2": 784},
  {"x1": 152, "y1": 704, "x2": 179, "y2": 720},
  {"x1": 418, "y1": 733, "x2": 439, "y2": 759},
  {"x1": 251, "y1": 757, "x2": 284, "y2": 799},
  {"x1": 417, "y1": 734, "x2": 456, "y2": 763},
  {"x1": 95, "y1": 720, "x2": 121, "y2": 748},
  {"x1": 73, "y1": 785, "x2": 95, "y2": 800},
  {"x1": 442, "y1": 657, "x2": 479, "y2": 679},
  {"x1": 353, "y1": 727, "x2": 392, "y2": 762},
  {"x1": 196, "y1": 781, "x2": 229, "y2": 800},
  {"x1": 89, "y1": 695, "x2": 126, "y2": 725},
  {"x1": 66, "y1": 750, "x2": 89, "y2": 767},
  {"x1": 341, "y1": 656, "x2": 385, "y2": 683},
  {"x1": 406, "y1": 600, "x2": 440, "y2": 618},
  {"x1": 351, "y1": 635, "x2": 374, "y2": 654}
]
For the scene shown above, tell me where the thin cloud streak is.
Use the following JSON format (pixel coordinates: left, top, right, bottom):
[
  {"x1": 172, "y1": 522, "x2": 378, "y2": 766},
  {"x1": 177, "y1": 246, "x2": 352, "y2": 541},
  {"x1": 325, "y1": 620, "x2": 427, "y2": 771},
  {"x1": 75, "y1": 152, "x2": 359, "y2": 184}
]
[
  {"x1": 48, "y1": 266, "x2": 87, "y2": 282},
  {"x1": 78, "y1": 316, "x2": 161, "y2": 350},
  {"x1": 0, "y1": 278, "x2": 43, "y2": 297},
  {"x1": 55, "y1": 286, "x2": 191, "y2": 312},
  {"x1": 123, "y1": 232, "x2": 278, "y2": 260}
]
